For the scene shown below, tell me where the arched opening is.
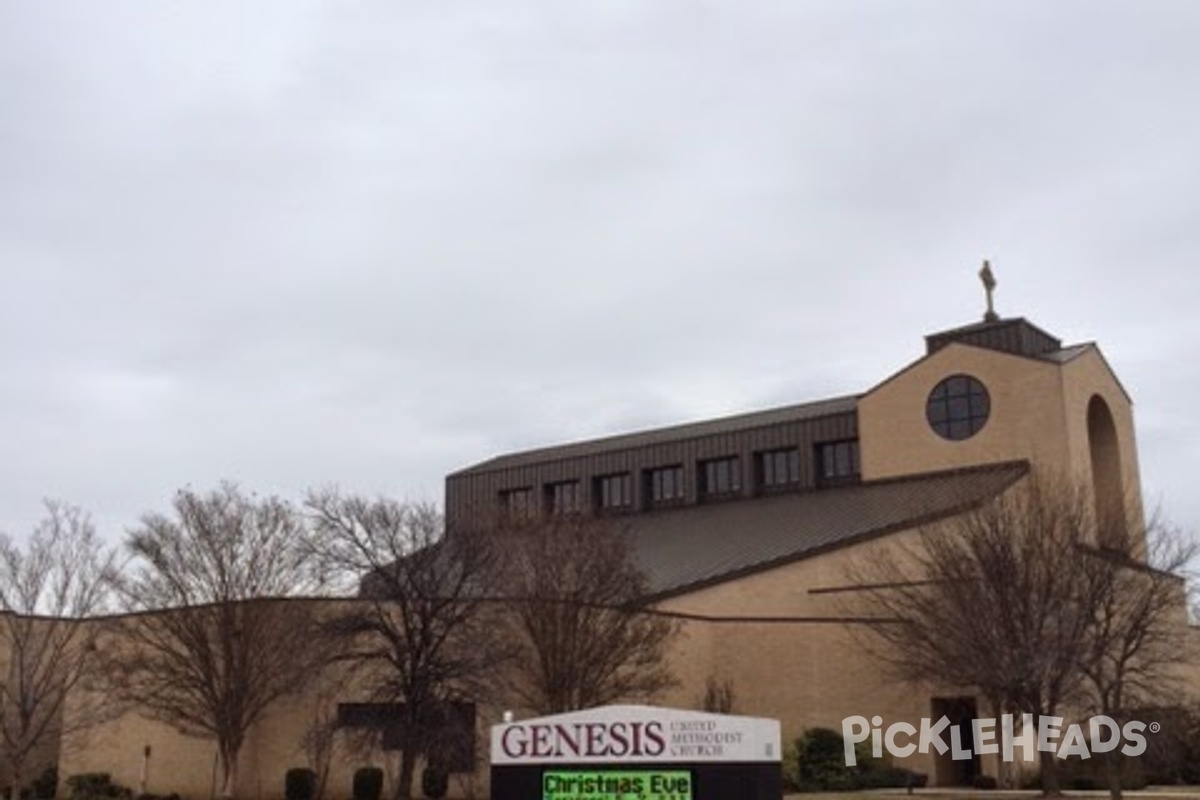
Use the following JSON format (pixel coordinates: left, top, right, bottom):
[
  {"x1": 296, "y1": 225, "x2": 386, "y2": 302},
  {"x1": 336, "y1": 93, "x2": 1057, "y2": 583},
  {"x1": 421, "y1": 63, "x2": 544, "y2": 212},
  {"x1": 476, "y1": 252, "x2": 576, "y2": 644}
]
[{"x1": 1087, "y1": 395, "x2": 1126, "y2": 547}]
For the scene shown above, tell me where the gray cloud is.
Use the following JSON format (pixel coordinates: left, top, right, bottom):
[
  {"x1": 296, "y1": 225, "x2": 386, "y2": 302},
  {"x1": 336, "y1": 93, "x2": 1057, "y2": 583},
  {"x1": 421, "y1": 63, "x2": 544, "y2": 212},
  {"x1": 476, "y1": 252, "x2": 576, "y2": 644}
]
[{"x1": 1, "y1": 1, "x2": 1197, "y2": 538}]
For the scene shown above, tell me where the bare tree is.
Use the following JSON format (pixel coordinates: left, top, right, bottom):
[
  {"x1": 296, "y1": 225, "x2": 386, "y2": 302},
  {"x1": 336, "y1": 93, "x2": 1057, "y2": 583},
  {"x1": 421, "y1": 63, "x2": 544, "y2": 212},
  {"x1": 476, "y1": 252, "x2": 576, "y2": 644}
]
[
  {"x1": 847, "y1": 476, "x2": 1194, "y2": 796},
  {"x1": 0, "y1": 502, "x2": 118, "y2": 800},
  {"x1": 304, "y1": 491, "x2": 506, "y2": 800},
  {"x1": 492, "y1": 514, "x2": 677, "y2": 714},
  {"x1": 294, "y1": 660, "x2": 363, "y2": 800},
  {"x1": 108, "y1": 484, "x2": 334, "y2": 800},
  {"x1": 300, "y1": 716, "x2": 338, "y2": 800},
  {"x1": 1077, "y1": 516, "x2": 1196, "y2": 800}
]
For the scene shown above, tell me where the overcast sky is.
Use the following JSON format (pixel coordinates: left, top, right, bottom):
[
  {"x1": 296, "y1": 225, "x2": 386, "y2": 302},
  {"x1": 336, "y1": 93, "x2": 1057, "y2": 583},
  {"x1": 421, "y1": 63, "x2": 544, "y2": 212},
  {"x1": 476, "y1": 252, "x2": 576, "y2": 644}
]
[{"x1": 1, "y1": 1, "x2": 1197, "y2": 543}]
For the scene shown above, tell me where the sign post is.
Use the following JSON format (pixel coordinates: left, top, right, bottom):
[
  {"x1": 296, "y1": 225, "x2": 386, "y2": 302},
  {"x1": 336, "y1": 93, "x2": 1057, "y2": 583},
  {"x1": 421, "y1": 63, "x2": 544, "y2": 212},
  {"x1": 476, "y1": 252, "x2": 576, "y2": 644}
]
[{"x1": 490, "y1": 705, "x2": 781, "y2": 800}]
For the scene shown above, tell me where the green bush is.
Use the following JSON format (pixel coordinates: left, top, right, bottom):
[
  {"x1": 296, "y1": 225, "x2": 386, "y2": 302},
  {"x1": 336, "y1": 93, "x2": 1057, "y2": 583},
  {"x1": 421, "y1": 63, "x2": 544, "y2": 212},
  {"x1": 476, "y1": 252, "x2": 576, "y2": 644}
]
[
  {"x1": 352, "y1": 768, "x2": 383, "y2": 800},
  {"x1": 66, "y1": 774, "x2": 132, "y2": 800},
  {"x1": 420, "y1": 766, "x2": 448, "y2": 800},
  {"x1": 32, "y1": 768, "x2": 57, "y2": 800},
  {"x1": 786, "y1": 727, "x2": 925, "y2": 792},
  {"x1": 285, "y1": 769, "x2": 316, "y2": 800},
  {"x1": 972, "y1": 774, "x2": 998, "y2": 790},
  {"x1": 793, "y1": 727, "x2": 847, "y2": 787}
]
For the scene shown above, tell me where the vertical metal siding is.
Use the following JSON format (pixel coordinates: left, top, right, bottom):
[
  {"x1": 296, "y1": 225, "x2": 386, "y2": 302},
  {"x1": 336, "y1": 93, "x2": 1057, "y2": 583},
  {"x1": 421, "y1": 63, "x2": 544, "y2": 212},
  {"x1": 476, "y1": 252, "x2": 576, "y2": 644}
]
[{"x1": 446, "y1": 410, "x2": 859, "y2": 529}]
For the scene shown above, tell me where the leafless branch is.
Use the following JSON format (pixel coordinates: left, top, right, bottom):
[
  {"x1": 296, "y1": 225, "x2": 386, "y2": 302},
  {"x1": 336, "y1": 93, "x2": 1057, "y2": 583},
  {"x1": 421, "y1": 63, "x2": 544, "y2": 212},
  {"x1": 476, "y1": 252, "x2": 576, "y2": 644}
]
[
  {"x1": 304, "y1": 490, "x2": 506, "y2": 800},
  {"x1": 846, "y1": 475, "x2": 1196, "y2": 797},
  {"x1": 0, "y1": 501, "x2": 119, "y2": 800},
  {"x1": 489, "y1": 513, "x2": 678, "y2": 715},
  {"x1": 105, "y1": 483, "x2": 336, "y2": 800}
]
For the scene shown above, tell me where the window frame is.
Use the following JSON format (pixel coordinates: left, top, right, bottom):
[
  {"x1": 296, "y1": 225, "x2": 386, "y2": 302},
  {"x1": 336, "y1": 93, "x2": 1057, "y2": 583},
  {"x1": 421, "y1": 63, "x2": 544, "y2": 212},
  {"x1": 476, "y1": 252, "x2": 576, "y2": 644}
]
[
  {"x1": 499, "y1": 486, "x2": 536, "y2": 518},
  {"x1": 544, "y1": 480, "x2": 581, "y2": 516},
  {"x1": 595, "y1": 472, "x2": 633, "y2": 512},
  {"x1": 645, "y1": 464, "x2": 686, "y2": 506},
  {"x1": 757, "y1": 447, "x2": 801, "y2": 492},
  {"x1": 816, "y1": 439, "x2": 861, "y2": 488},
  {"x1": 699, "y1": 455, "x2": 742, "y2": 500},
  {"x1": 926, "y1": 374, "x2": 991, "y2": 441}
]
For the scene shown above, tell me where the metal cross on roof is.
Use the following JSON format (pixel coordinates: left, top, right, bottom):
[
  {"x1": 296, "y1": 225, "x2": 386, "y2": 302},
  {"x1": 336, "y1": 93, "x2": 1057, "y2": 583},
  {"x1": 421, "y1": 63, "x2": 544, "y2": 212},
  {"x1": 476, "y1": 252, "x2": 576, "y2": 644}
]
[{"x1": 979, "y1": 259, "x2": 999, "y2": 322}]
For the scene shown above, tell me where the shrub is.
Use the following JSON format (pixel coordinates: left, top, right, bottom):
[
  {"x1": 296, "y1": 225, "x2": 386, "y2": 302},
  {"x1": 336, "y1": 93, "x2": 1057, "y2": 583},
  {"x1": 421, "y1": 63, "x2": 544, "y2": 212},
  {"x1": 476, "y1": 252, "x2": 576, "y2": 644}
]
[
  {"x1": 352, "y1": 768, "x2": 383, "y2": 800},
  {"x1": 32, "y1": 768, "x2": 57, "y2": 800},
  {"x1": 972, "y1": 774, "x2": 998, "y2": 790},
  {"x1": 793, "y1": 728, "x2": 848, "y2": 786},
  {"x1": 66, "y1": 774, "x2": 132, "y2": 800},
  {"x1": 786, "y1": 727, "x2": 924, "y2": 792},
  {"x1": 285, "y1": 769, "x2": 316, "y2": 800},
  {"x1": 420, "y1": 766, "x2": 448, "y2": 800}
]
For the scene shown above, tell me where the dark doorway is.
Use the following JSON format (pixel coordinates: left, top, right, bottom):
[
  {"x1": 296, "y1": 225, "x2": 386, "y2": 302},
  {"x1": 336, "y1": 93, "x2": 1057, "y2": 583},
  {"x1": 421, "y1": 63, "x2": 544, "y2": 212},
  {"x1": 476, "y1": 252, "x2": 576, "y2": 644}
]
[{"x1": 930, "y1": 697, "x2": 979, "y2": 787}]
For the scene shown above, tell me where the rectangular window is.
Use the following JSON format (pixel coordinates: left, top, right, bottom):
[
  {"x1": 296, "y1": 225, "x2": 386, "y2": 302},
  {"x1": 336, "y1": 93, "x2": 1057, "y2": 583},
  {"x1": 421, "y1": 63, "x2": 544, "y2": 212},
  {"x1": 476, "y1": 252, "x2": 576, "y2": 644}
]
[
  {"x1": 596, "y1": 473, "x2": 633, "y2": 511},
  {"x1": 816, "y1": 440, "x2": 860, "y2": 487},
  {"x1": 758, "y1": 448, "x2": 801, "y2": 490},
  {"x1": 499, "y1": 487, "x2": 535, "y2": 517},
  {"x1": 647, "y1": 465, "x2": 685, "y2": 505},
  {"x1": 699, "y1": 456, "x2": 741, "y2": 498},
  {"x1": 545, "y1": 480, "x2": 581, "y2": 515}
]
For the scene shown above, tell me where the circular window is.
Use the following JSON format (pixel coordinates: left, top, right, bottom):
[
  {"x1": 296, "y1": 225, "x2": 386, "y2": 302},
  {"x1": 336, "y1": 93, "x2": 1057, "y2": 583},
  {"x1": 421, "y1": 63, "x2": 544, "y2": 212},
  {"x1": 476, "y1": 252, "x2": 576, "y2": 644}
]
[{"x1": 926, "y1": 374, "x2": 990, "y2": 441}]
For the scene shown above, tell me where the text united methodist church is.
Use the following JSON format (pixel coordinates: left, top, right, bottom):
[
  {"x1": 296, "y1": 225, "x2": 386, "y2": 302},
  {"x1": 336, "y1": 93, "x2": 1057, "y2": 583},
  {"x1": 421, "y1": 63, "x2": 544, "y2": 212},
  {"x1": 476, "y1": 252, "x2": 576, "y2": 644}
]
[{"x1": 59, "y1": 276, "x2": 1199, "y2": 796}]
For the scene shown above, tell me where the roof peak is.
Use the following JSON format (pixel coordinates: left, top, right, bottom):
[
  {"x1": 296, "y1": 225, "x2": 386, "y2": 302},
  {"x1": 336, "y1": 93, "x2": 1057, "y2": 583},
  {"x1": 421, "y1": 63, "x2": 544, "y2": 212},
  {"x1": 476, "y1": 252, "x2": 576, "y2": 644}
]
[{"x1": 926, "y1": 316, "x2": 1063, "y2": 358}]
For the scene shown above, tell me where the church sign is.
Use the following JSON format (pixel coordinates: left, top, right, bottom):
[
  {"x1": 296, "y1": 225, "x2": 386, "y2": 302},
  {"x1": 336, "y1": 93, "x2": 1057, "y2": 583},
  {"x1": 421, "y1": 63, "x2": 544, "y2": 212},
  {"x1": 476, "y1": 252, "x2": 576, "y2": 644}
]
[{"x1": 490, "y1": 705, "x2": 781, "y2": 800}]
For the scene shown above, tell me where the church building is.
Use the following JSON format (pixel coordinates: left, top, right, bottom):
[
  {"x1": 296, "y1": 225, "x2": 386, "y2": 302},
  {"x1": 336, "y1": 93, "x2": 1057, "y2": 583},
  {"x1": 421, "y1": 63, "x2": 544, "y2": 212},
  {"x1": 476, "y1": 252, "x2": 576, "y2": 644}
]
[
  {"x1": 444, "y1": 276, "x2": 1154, "y2": 787},
  {"x1": 60, "y1": 274, "x2": 1187, "y2": 795}
]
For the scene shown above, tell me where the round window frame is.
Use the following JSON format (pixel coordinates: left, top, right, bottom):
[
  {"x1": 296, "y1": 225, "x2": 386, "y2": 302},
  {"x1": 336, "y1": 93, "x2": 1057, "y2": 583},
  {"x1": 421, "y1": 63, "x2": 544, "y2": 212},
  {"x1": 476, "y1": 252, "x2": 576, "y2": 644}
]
[{"x1": 925, "y1": 374, "x2": 991, "y2": 441}]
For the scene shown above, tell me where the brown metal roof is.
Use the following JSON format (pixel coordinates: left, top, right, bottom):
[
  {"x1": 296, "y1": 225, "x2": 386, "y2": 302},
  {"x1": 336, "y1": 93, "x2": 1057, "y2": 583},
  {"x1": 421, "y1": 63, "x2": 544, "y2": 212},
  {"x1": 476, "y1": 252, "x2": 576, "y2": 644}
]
[
  {"x1": 925, "y1": 316, "x2": 1062, "y2": 345},
  {"x1": 622, "y1": 460, "x2": 1029, "y2": 602},
  {"x1": 925, "y1": 317, "x2": 1063, "y2": 358},
  {"x1": 453, "y1": 394, "x2": 860, "y2": 475}
]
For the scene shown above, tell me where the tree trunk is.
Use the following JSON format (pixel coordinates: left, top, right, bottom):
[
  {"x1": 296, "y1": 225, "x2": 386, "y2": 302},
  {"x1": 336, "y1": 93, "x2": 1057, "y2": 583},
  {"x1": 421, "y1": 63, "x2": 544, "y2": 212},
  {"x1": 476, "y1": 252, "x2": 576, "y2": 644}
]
[
  {"x1": 1105, "y1": 750, "x2": 1124, "y2": 800},
  {"x1": 393, "y1": 701, "x2": 426, "y2": 800},
  {"x1": 988, "y1": 698, "x2": 1008, "y2": 788},
  {"x1": 10, "y1": 762, "x2": 22, "y2": 800},
  {"x1": 394, "y1": 750, "x2": 417, "y2": 800},
  {"x1": 1040, "y1": 749, "x2": 1063, "y2": 796},
  {"x1": 219, "y1": 744, "x2": 240, "y2": 800}
]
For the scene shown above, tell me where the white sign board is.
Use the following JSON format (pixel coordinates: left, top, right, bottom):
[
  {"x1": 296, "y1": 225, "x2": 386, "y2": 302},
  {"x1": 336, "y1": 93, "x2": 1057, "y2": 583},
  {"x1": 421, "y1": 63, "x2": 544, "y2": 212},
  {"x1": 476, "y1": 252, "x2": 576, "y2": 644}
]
[{"x1": 490, "y1": 704, "x2": 781, "y2": 765}]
